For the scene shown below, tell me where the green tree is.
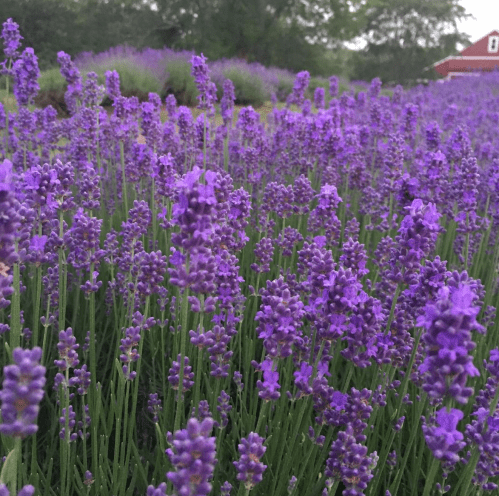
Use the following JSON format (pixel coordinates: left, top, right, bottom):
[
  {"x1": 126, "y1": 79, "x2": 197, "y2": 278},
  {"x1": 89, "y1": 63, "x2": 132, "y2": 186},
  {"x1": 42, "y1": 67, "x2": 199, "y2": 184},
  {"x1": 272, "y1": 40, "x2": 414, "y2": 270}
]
[
  {"x1": 349, "y1": 0, "x2": 471, "y2": 84},
  {"x1": 0, "y1": 0, "x2": 80, "y2": 69}
]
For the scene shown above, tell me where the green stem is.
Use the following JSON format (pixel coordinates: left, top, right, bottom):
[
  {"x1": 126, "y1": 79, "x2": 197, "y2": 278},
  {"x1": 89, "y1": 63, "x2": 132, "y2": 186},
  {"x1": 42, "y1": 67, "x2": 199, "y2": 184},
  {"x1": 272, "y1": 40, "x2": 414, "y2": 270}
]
[
  {"x1": 174, "y1": 283, "x2": 190, "y2": 433},
  {"x1": 120, "y1": 141, "x2": 128, "y2": 214},
  {"x1": 121, "y1": 296, "x2": 150, "y2": 495},
  {"x1": 193, "y1": 296, "x2": 204, "y2": 409},
  {"x1": 58, "y1": 210, "x2": 67, "y2": 332},
  {"x1": 32, "y1": 265, "x2": 42, "y2": 347},
  {"x1": 88, "y1": 265, "x2": 99, "y2": 491},
  {"x1": 422, "y1": 456, "x2": 440, "y2": 496},
  {"x1": 10, "y1": 254, "x2": 21, "y2": 354}
]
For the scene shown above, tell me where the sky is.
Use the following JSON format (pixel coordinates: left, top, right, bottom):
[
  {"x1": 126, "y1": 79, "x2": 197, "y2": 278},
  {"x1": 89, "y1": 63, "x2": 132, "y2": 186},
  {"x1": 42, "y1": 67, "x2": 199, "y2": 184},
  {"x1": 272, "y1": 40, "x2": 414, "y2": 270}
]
[{"x1": 457, "y1": 0, "x2": 499, "y2": 46}]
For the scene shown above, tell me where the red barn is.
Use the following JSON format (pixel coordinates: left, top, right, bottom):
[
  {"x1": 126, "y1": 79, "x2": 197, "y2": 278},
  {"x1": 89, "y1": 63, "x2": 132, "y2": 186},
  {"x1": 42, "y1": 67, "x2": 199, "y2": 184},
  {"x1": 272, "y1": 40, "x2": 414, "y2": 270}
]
[{"x1": 432, "y1": 30, "x2": 499, "y2": 79}]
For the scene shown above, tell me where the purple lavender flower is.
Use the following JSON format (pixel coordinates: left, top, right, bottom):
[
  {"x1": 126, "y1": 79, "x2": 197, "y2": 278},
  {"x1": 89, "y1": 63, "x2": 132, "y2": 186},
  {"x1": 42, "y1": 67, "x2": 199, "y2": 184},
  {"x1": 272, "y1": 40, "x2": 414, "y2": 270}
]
[
  {"x1": 293, "y1": 361, "x2": 313, "y2": 397},
  {"x1": 256, "y1": 358, "x2": 280, "y2": 401},
  {"x1": 1, "y1": 18, "x2": 23, "y2": 73},
  {"x1": 146, "y1": 483, "x2": 167, "y2": 496},
  {"x1": 314, "y1": 87, "x2": 325, "y2": 110},
  {"x1": 0, "y1": 159, "x2": 20, "y2": 309},
  {"x1": 83, "y1": 471, "x2": 94, "y2": 487},
  {"x1": 325, "y1": 424, "x2": 378, "y2": 495},
  {"x1": 12, "y1": 47, "x2": 39, "y2": 106},
  {"x1": 82, "y1": 71, "x2": 105, "y2": 107},
  {"x1": 148, "y1": 393, "x2": 162, "y2": 423},
  {"x1": 418, "y1": 284, "x2": 482, "y2": 404},
  {"x1": 216, "y1": 390, "x2": 232, "y2": 428},
  {"x1": 105, "y1": 70, "x2": 121, "y2": 100},
  {"x1": 59, "y1": 404, "x2": 77, "y2": 442},
  {"x1": 255, "y1": 277, "x2": 305, "y2": 359},
  {"x1": 329, "y1": 76, "x2": 339, "y2": 98},
  {"x1": 166, "y1": 417, "x2": 217, "y2": 496},
  {"x1": 191, "y1": 53, "x2": 217, "y2": 113},
  {"x1": 308, "y1": 184, "x2": 342, "y2": 245},
  {"x1": 221, "y1": 79, "x2": 236, "y2": 127},
  {"x1": 57, "y1": 51, "x2": 83, "y2": 115},
  {"x1": 221, "y1": 481, "x2": 232, "y2": 496},
  {"x1": 0, "y1": 485, "x2": 35, "y2": 496},
  {"x1": 233, "y1": 370, "x2": 244, "y2": 392},
  {"x1": 54, "y1": 327, "x2": 80, "y2": 372},
  {"x1": 464, "y1": 349, "x2": 499, "y2": 490},
  {"x1": 1, "y1": 19, "x2": 22, "y2": 57},
  {"x1": 69, "y1": 364, "x2": 91, "y2": 395},
  {"x1": 423, "y1": 407, "x2": 465, "y2": 463},
  {"x1": 168, "y1": 354, "x2": 194, "y2": 394},
  {"x1": 233, "y1": 432, "x2": 267, "y2": 491},
  {"x1": 65, "y1": 207, "x2": 105, "y2": 273},
  {"x1": 0, "y1": 347, "x2": 46, "y2": 438},
  {"x1": 369, "y1": 77, "x2": 382, "y2": 99},
  {"x1": 250, "y1": 237, "x2": 274, "y2": 273},
  {"x1": 165, "y1": 93, "x2": 177, "y2": 120},
  {"x1": 289, "y1": 71, "x2": 310, "y2": 107},
  {"x1": 119, "y1": 325, "x2": 141, "y2": 380}
]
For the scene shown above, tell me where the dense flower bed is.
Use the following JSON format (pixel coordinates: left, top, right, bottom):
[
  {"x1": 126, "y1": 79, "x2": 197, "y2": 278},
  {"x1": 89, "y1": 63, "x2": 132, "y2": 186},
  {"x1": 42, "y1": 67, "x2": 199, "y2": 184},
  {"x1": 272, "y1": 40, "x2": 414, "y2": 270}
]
[{"x1": 1, "y1": 17, "x2": 499, "y2": 496}]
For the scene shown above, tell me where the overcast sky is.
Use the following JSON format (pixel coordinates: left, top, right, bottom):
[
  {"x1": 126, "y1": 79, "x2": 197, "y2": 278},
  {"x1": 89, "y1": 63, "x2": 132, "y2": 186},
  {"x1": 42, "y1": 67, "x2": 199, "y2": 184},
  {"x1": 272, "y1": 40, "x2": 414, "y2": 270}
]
[{"x1": 457, "y1": 0, "x2": 499, "y2": 45}]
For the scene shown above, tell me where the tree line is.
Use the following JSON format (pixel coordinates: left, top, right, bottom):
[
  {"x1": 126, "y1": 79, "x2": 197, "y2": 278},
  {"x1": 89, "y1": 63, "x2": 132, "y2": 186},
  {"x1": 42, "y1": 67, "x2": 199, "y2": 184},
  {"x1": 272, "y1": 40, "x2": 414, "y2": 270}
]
[{"x1": 0, "y1": 0, "x2": 471, "y2": 85}]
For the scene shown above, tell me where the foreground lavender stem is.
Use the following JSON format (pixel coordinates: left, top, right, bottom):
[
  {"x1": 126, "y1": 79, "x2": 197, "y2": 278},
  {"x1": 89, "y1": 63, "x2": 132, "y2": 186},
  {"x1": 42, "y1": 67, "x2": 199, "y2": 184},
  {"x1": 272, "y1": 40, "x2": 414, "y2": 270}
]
[{"x1": 0, "y1": 347, "x2": 46, "y2": 494}]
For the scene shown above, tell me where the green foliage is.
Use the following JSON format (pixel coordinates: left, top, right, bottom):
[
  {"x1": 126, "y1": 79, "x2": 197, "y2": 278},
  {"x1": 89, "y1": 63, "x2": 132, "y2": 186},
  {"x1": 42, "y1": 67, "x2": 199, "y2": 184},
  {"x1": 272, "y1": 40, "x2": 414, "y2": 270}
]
[
  {"x1": 113, "y1": 61, "x2": 163, "y2": 96},
  {"x1": 37, "y1": 68, "x2": 66, "y2": 92},
  {"x1": 0, "y1": 0, "x2": 472, "y2": 88},
  {"x1": 218, "y1": 68, "x2": 267, "y2": 107},
  {"x1": 350, "y1": 0, "x2": 471, "y2": 84},
  {"x1": 306, "y1": 77, "x2": 330, "y2": 103},
  {"x1": 163, "y1": 59, "x2": 199, "y2": 106},
  {"x1": 275, "y1": 77, "x2": 294, "y2": 103},
  {"x1": 86, "y1": 60, "x2": 163, "y2": 98}
]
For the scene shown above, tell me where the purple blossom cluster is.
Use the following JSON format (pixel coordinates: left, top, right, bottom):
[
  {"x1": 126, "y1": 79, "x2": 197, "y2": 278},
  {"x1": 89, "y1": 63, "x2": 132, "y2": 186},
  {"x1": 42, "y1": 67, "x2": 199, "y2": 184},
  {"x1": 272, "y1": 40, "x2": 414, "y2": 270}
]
[
  {"x1": 233, "y1": 432, "x2": 267, "y2": 490},
  {"x1": 166, "y1": 417, "x2": 217, "y2": 496},
  {"x1": 3, "y1": 22, "x2": 499, "y2": 496},
  {"x1": 418, "y1": 283, "x2": 482, "y2": 404},
  {"x1": 0, "y1": 347, "x2": 46, "y2": 439}
]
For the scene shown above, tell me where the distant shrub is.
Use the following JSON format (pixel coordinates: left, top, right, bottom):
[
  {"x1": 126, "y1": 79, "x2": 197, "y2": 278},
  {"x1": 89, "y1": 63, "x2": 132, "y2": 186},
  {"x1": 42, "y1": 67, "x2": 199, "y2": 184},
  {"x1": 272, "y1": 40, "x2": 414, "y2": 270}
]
[
  {"x1": 162, "y1": 59, "x2": 199, "y2": 106},
  {"x1": 35, "y1": 68, "x2": 70, "y2": 116},
  {"x1": 307, "y1": 77, "x2": 328, "y2": 103},
  {"x1": 95, "y1": 60, "x2": 162, "y2": 103},
  {"x1": 275, "y1": 77, "x2": 293, "y2": 102},
  {"x1": 218, "y1": 68, "x2": 266, "y2": 107},
  {"x1": 38, "y1": 67, "x2": 66, "y2": 92}
]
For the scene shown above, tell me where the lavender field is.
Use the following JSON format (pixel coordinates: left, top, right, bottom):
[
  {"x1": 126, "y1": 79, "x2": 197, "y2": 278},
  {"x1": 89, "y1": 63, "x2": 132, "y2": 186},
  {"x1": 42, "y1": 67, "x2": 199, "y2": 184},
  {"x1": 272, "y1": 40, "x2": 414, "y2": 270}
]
[{"x1": 1, "y1": 17, "x2": 499, "y2": 496}]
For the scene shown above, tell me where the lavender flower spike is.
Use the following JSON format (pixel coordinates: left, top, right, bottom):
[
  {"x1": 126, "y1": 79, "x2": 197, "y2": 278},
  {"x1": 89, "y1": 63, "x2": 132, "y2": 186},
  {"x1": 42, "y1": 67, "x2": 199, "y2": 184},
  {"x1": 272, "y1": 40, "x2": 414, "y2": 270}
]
[
  {"x1": 191, "y1": 53, "x2": 217, "y2": 112},
  {"x1": 0, "y1": 347, "x2": 46, "y2": 438},
  {"x1": 1, "y1": 18, "x2": 23, "y2": 70},
  {"x1": 166, "y1": 417, "x2": 217, "y2": 496},
  {"x1": 12, "y1": 47, "x2": 39, "y2": 106},
  {"x1": 0, "y1": 485, "x2": 35, "y2": 496},
  {"x1": 233, "y1": 432, "x2": 267, "y2": 491}
]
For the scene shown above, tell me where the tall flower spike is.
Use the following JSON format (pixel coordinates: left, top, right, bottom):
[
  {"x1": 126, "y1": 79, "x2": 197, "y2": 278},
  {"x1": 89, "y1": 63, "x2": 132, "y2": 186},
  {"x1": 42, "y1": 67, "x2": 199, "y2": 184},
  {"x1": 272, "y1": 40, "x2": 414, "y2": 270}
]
[
  {"x1": 1, "y1": 18, "x2": 23, "y2": 67},
  {"x1": 418, "y1": 284, "x2": 482, "y2": 404},
  {"x1": 0, "y1": 347, "x2": 46, "y2": 438},
  {"x1": 233, "y1": 432, "x2": 267, "y2": 491},
  {"x1": 191, "y1": 53, "x2": 217, "y2": 113},
  {"x1": 166, "y1": 417, "x2": 217, "y2": 496},
  {"x1": 0, "y1": 159, "x2": 21, "y2": 309},
  {"x1": 12, "y1": 47, "x2": 39, "y2": 106}
]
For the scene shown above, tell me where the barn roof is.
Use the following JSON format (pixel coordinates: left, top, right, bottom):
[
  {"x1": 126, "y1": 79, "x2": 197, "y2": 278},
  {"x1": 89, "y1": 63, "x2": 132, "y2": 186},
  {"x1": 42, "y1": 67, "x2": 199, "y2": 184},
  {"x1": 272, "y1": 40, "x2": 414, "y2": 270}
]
[{"x1": 431, "y1": 30, "x2": 499, "y2": 77}]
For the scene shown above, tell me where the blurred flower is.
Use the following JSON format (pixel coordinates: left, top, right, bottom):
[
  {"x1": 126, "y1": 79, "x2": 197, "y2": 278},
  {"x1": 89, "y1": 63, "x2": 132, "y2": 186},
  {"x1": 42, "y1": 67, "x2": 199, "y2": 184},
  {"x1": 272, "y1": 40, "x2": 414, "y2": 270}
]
[
  {"x1": 233, "y1": 432, "x2": 267, "y2": 491},
  {"x1": 0, "y1": 347, "x2": 46, "y2": 438},
  {"x1": 166, "y1": 417, "x2": 217, "y2": 496}
]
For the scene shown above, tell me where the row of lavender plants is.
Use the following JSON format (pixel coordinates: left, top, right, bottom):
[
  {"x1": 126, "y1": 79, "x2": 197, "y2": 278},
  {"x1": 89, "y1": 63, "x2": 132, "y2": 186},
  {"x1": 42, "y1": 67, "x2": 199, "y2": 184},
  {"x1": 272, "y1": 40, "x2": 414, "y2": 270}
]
[
  {"x1": 73, "y1": 44, "x2": 300, "y2": 103},
  {"x1": 1, "y1": 17, "x2": 499, "y2": 496}
]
